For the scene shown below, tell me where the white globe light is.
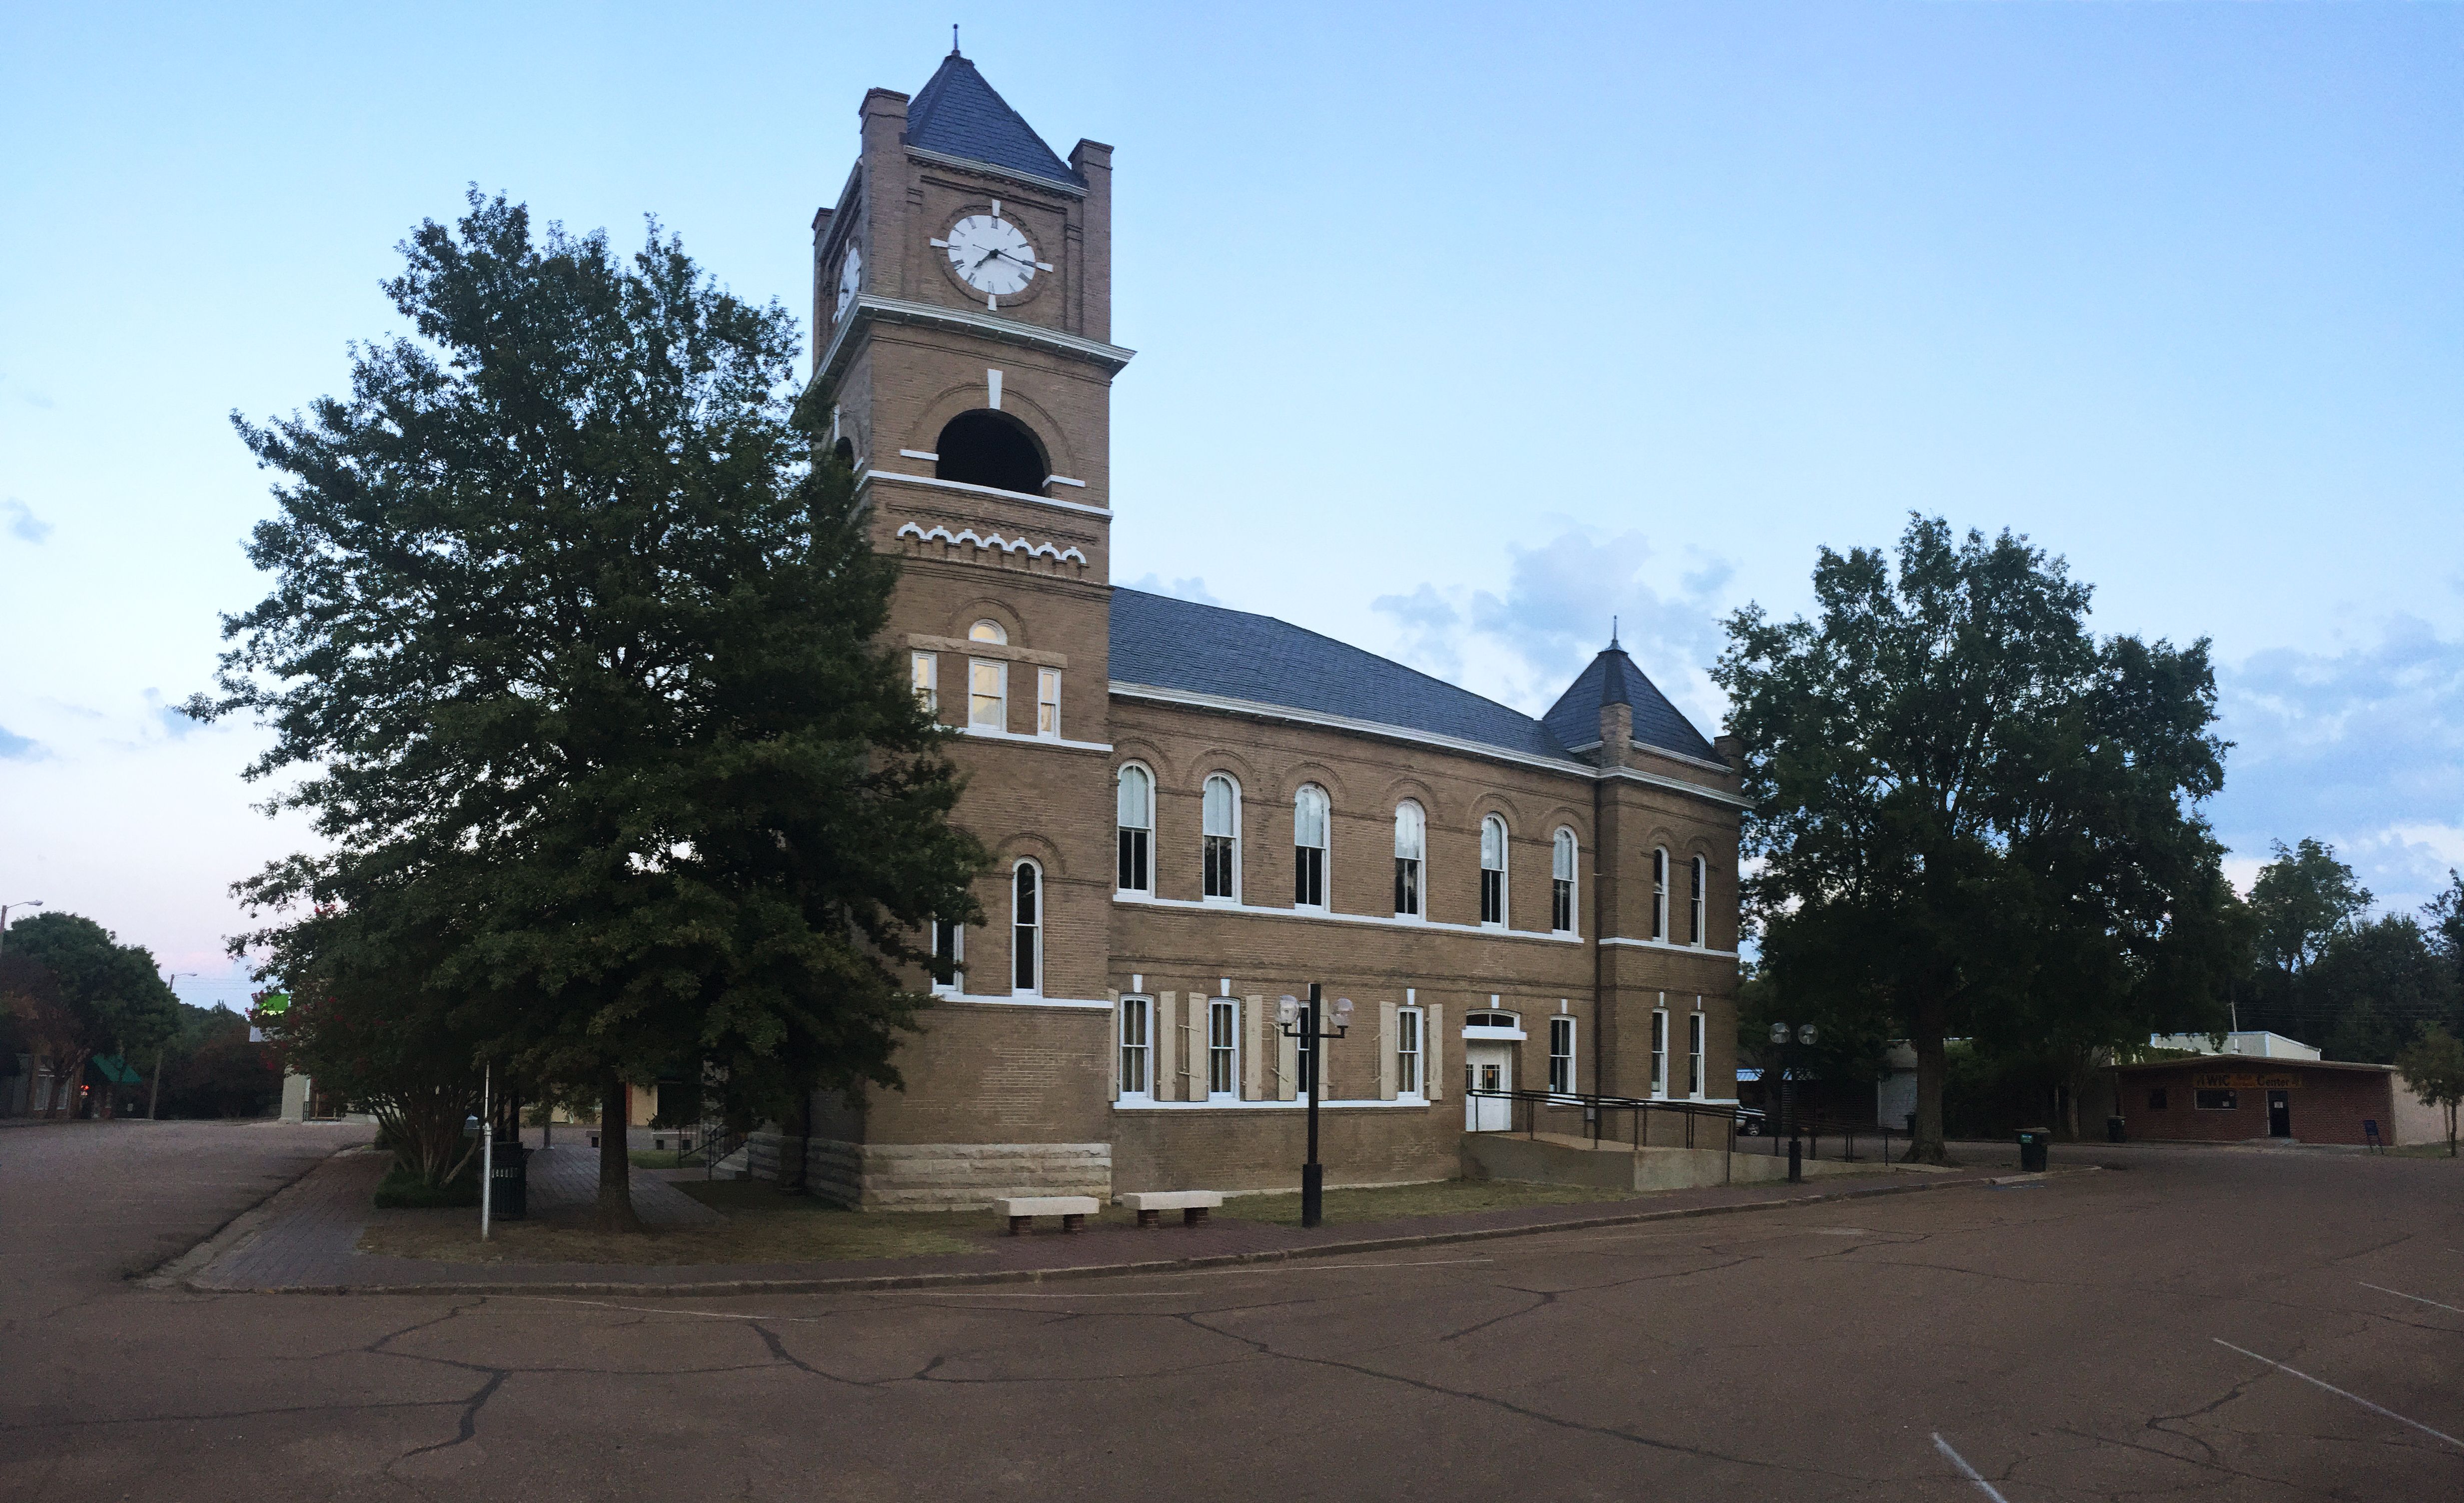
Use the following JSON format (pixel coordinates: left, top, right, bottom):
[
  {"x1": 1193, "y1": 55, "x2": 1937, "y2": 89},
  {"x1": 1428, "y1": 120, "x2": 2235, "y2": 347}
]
[{"x1": 1769, "y1": 1022, "x2": 1789, "y2": 1045}]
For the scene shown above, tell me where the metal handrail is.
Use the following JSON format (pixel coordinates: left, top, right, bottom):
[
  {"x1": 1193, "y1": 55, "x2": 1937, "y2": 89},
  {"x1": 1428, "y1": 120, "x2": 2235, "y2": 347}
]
[{"x1": 1465, "y1": 1087, "x2": 1907, "y2": 1164}]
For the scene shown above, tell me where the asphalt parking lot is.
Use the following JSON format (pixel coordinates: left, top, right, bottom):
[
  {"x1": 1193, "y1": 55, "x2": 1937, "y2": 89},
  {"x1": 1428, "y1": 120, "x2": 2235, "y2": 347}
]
[{"x1": 3, "y1": 1123, "x2": 2458, "y2": 1501}]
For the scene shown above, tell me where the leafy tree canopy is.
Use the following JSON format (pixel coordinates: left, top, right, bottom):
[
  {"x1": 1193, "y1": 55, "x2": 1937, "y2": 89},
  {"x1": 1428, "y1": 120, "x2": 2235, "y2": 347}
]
[
  {"x1": 1715, "y1": 515, "x2": 2239, "y2": 1161},
  {"x1": 2248, "y1": 837, "x2": 2372, "y2": 979},
  {"x1": 2396, "y1": 1024, "x2": 2464, "y2": 1157},
  {"x1": 1, "y1": 912, "x2": 179, "y2": 1066},
  {"x1": 197, "y1": 192, "x2": 988, "y2": 1226}
]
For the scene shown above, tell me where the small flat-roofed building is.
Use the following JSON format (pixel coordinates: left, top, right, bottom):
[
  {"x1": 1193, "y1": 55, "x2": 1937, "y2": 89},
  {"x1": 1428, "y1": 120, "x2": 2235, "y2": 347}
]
[
  {"x1": 2116, "y1": 1057, "x2": 2428, "y2": 1146},
  {"x1": 2147, "y1": 1029, "x2": 2322, "y2": 1061}
]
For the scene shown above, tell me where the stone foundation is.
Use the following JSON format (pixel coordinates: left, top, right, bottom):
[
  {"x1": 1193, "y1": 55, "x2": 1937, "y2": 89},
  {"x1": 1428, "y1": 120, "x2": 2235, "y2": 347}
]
[{"x1": 747, "y1": 1135, "x2": 1112, "y2": 1210}]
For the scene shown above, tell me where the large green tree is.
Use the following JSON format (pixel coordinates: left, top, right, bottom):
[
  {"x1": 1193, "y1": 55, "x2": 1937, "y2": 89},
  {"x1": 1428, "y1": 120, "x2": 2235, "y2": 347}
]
[
  {"x1": 1, "y1": 912, "x2": 179, "y2": 1117},
  {"x1": 197, "y1": 193, "x2": 987, "y2": 1228},
  {"x1": 1715, "y1": 516, "x2": 2239, "y2": 1162}
]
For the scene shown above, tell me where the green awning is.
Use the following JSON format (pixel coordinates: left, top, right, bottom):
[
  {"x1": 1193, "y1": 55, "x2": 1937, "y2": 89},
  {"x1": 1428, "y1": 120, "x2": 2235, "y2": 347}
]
[{"x1": 88, "y1": 1054, "x2": 143, "y2": 1085}]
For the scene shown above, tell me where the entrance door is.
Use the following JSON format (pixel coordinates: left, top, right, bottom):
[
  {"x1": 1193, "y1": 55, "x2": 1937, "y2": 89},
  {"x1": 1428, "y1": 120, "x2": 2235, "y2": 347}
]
[
  {"x1": 1464, "y1": 1042, "x2": 1513, "y2": 1131},
  {"x1": 2267, "y1": 1090, "x2": 2291, "y2": 1138}
]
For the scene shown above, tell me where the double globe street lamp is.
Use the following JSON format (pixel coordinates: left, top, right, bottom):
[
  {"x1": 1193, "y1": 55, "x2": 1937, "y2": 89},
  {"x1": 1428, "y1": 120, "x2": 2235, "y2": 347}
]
[
  {"x1": 1768, "y1": 1020, "x2": 1819, "y2": 1182},
  {"x1": 1276, "y1": 984, "x2": 1353, "y2": 1229}
]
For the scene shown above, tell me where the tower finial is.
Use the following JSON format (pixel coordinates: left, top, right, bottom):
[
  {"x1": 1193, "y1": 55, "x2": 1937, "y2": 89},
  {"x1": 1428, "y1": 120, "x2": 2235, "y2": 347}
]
[
  {"x1": 951, "y1": 23, "x2": 961, "y2": 55},
  {"x1": 1610, "y1": 615, "x2": 1620, "y2": 650}
]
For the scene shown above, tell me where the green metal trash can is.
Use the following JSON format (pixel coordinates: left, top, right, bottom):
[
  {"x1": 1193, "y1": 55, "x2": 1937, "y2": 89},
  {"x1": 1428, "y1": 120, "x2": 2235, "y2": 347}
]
[
  {"x1": 489, "y1": 1144, "x2": 529, "y2": 1220},
  {"x1": 2015, "y1": 1128, "x2": 2050, "y2": 1174}
]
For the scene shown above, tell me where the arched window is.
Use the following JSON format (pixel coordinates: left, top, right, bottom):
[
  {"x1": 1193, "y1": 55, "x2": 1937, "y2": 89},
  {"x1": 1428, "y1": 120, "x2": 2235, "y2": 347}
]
[
  {"x1": 1292, "y1": 784, "x2": 1329, "y2": 909},
  {"x1": 1551, "y1": 827, "x2": 1577, "y2": 934},
  {"x1": 1479, "y1": 814, "x2": 1508, "y2": 927},
  {"x1": 1651, "y1": 846, "x2": 1669, "y2": 941},
  {"x1": 1690, "y1": 855, "x2": 1707, "y2": 947},
  {"x1": 832, "y1": 436, "x2": 855, "y2": 469},
  {"x1": 967, "y1": 621, "x2": 1008, "y2": 734},
  {"x1": 936, "y1": 410, "x2": 1047, "y2": 495},
  {"x1": 1393, "y1": 801, "x2": 1425, "y2": 918},
  {"x1": 1011, "y1": 861, "x2": 1041, "y2": 995},
  {"x1": 1202, "y1": 774, "x2": 1240, "y2": 901},
  {"x1": 968, "y1": 619, "x2": 1008, "y2": 645},
  {"x1": 1116, "y1": 764, "x2": 1153, "y2": 894}
]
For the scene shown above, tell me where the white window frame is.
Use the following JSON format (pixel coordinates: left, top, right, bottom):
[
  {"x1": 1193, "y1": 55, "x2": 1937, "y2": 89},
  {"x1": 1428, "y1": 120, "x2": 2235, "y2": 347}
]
[
  {"x1": 1687, "y1": 1010, "x2": 1706, "y2": 1100},
  {"x1": 1395, "y1": 1004, "x2": 1424, "y2": 1101},
  {"x1": 1010, "y1": 860, "x2": 1042, "y2": 997},
  {"x1": 1548, "y1": 1015, "x2": 1576, "y2": 1097},
  {"x1": 1118, "y1": 995, "x2": 1152, "y2": 1102},
  {"x1": 1393, "y1": 800, "x2": 1426, "y2": 920},
  {"x1": 1690, "y1": 854, "x2": 1707, "y2": 947},
  {"x1": 1479, "y1": 813, "x2": 1508, "y2": 929},
  {"x1": 1650, "y1": 1005, "x2": 1668, "y2": 1098},
  {"x1": 1292, "y1": 783, "x2": 1329, "y2": 911},
  {"x1": 1036, "y1": 667, "x2": 1062, "y2": 740},
  {"x1": 930, "y1": 917, "x2": 963, "y2": 997},
  {"x1": 1551, "y1": 826, "x2": 1577, "y2": 935},
  {"x1": 911, "y1": 651, "x2": 938, "y2": 714},
  {"x1": 1202, "y1": 773, "x2": 1241, "y2": 903},
  {"x1": 1651, "y1": 846, "x2": 1669, "y2": 942},
  {"x1": 1207, "y1": 997, "x2": 1239, "y2": 1100},
  {"x1": 1115, "y1": 762, "x2": 1154, "y2": 896},
  {"x1": 969, "y1": 658, "x2": 1008, "y2": 733}
]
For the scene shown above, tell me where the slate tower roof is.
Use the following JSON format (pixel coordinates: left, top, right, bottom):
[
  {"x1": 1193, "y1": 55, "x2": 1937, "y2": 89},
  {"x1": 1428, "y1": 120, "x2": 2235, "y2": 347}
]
[
  {"x1": 1111, "y1": 590, "x2": 1725, "y2": 770},
  {"x1": 906, "y1": 48, "x2": 1083, "y2": 186},
  {"x1": 1539, "y1": 640, "x2": 1723, "y2": 764}
]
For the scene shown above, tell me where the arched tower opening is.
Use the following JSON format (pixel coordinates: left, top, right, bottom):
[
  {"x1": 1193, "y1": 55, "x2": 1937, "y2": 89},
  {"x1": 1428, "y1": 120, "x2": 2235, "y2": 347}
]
[{"x1": 935, "y1": 410, "x2": 1047, "y2": 495}]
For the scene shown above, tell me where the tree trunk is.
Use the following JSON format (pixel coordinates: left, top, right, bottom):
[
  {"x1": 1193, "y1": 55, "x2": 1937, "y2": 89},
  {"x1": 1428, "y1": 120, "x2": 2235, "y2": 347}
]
[
  {"x1": 1911, "y1": 995, "x2": 1953, "y2": 1165},
  {"x1": 49, "y1": 1050, "x2": 90, "y2": 1119},
  {"x1": 594, "y1": 1075, "x2": 642, "y2": 1233}
]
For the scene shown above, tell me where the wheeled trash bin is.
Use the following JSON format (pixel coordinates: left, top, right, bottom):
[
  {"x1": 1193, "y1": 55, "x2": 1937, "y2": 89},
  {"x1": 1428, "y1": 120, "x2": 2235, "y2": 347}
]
[{"x1": 2014, "y1": 1128, "x2": 2050, "y2": 1174}]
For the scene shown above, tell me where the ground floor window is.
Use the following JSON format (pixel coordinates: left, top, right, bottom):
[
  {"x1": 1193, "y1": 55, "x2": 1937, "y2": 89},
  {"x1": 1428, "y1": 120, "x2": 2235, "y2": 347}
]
[
  {"x1": 1686, "y1": 1012, "x2": 1705, "y2": 1098},
  {"x1": 1208, "y1": 999, "x2": 1238, "y2": 1098},
  {"x1": 930, "y1": 918, "x2": 962, "y2": 995},
  {"x1": 1119, "y1": 997, "x2": 1151, "y2": 1099},
  {"x1": 1651, "y1": 1008, "x2": 1667, "y2": 1097},
  {"x1": 2147, "y1": 1088, "x2": 2168, "y2": 1110},
  {"x1": 1548, "y1": 1016, "x2": 1575, "y2": 1095},
  {"x1": 1396, "y1": 1006, "x2": 1423, "y2": 1097},
  {"x1": 2195, "y1": 1088, "x2": 2237, "y2": 1111}
]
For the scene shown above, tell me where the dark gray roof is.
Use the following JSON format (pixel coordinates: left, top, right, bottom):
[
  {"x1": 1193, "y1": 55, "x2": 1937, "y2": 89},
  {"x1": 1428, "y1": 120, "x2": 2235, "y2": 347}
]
[
  {"x1": 906, "y1": 52, "x2": 1082, "y2": 186},
  {"x1": 1539, "y1": 646, "x2": 1723, "y2": 764},
  {"x1": 1111, "y1": 589, "x2": 1576, "y2": 764}
]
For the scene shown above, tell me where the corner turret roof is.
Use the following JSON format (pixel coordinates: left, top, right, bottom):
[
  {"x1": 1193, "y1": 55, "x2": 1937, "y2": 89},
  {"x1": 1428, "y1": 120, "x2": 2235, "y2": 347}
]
[{"x1": 1539, "y1": 643, "x2": 1724, "y2": 765}]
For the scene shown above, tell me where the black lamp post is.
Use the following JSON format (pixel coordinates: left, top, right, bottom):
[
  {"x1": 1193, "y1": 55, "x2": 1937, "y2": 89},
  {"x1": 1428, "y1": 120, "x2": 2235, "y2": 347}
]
[
  {"x1": 1767, "y1": 1021, "x2": 1818, "y2": 1182},
  {"x1": 1277, "y1": 983, "x2": 1353, "y2": 1229}
]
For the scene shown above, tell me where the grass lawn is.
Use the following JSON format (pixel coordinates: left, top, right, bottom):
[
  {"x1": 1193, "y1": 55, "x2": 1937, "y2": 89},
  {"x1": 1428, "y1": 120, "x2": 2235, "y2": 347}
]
[
  {"x1": 1217, "y1": 1178, "x2": 1644, "y2": 1227},
  {"x1": 2385, "y1": 1141, "x2": 2462, "y2": 1160}
]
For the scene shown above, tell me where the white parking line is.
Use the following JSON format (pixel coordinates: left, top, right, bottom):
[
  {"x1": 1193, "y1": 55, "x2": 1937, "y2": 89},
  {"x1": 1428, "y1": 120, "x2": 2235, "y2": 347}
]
[
  {"x1": 2361, "y1": 1281, "x2": 2464, "y2": 1316},
  {"x1": 2212, "y1": 1339, "x2": 2464, "y2": 1449},
  {"x1": 1931, "y1": 1433, "x2": 2012, "y2": 1502}
]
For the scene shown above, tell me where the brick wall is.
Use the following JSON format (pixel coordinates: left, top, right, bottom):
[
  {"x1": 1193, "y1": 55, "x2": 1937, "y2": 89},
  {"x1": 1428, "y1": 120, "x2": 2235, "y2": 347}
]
[{"x1": 2121, "y1": 1064, "x2": 2397, "y2": 1146}]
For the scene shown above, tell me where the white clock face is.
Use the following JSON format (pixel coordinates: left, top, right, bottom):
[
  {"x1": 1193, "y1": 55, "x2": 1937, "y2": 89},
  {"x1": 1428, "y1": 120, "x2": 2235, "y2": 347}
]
[
  {"x1": 943, "y1": 214, "x2": 1039, "y2": 300},
  {"x1": 835, "y1": 243, "x2": 862, "y2": 322}
]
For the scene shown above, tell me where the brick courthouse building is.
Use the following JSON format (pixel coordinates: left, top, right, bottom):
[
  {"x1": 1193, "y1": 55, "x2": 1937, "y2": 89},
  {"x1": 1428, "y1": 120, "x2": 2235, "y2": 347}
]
[{"x1": 788, "y1": 49, "x2": 1745, "y2": 1208}]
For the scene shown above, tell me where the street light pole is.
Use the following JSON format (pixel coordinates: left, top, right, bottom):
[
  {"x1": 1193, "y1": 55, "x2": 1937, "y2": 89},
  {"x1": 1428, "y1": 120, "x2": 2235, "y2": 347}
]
[
  {"x1": 0, "y1": 899, "x2": 42, "y2": 953},
  {"x1": 1768, "y1": 1020, "x2": 1819, "y2": 1184},
  {"x1": 1277, "y1": 985, "x2": 1354, "y2": 1229}
]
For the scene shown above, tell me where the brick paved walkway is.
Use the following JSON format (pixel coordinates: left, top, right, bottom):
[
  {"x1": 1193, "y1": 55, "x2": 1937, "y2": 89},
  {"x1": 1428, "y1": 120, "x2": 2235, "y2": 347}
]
[{"x1": 189, "y1": 1146, "x2": 2015, "y2": 1295}]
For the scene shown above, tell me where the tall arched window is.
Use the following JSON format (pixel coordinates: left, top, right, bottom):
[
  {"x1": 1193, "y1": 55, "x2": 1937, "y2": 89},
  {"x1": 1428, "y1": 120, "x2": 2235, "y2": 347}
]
[
  {"x1": 1116, "y1": 764, "x2": 1153, "y2": 894},
  {"x1": 1690, "y1": 855, "x2": 1707, "y2": 946},
  {"x1": 1292, "y1": 784, "x2": 1329, "y2": 909},
  {"x1": 1479, "y1": 814, "x2": 1508, "y2": 927},
  {"x1": 1202, "y1": 774, "x2": 1240, "y2": 901},
  {"x1": 968, "y1": 620, "x2": 1008, "y2": 733},
  {"x1": 1651, "y1": 846, "x2": 1669, "y2": 941},
  {"x1": 1011, "y1": 861, "x2": 1041, "y2": 995},
  {"x1": 1393, "y1": 801, "x2": 1425, "y2": 918},
  {"x1": 1551, "y1": 827, "x2": 1577, "y2": 934}
]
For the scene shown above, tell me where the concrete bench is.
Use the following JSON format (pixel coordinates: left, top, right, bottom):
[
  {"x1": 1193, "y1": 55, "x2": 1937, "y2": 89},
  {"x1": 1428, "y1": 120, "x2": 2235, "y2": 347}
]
[
  {"x1": 996, "y1": 1195, "x2": 1099, "y2": 1234},
  {"x1": 1118, "y1": 1190, "x2": 1223, "y2": 1228}
]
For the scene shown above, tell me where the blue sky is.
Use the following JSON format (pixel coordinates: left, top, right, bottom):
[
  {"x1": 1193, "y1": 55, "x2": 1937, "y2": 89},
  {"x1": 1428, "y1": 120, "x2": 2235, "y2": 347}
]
[{"x1": 3, "y1": 2, "x2": 2459, "y2": 1009}]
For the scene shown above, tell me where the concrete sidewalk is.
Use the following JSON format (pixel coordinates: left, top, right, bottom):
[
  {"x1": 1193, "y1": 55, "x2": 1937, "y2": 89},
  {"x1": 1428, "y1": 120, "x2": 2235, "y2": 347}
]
[{"x1": 184, "y1": 1146, "x2": 2023, "y2": 1298}]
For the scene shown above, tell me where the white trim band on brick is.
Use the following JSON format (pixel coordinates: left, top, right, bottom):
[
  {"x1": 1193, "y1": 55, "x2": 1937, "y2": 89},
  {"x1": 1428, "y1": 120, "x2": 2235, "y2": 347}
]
[
  {"x1": 1601, "y1": 936, "x2": 1742, "y2": 958},
  {"x1": 896, "y1": 521, "x2": 1088, "y2": 564},
  {"x1": 956, "y1": 725, "x2": 1114, "y2": 753},
  {"x1": 866, "y1": 468, "x2": 1113, "y2": 520},
  {"x1": 1113, "y1": 890, "x2": 1583, "y2": 944},
  {"x1": 813, "y1": 292, "x2": 1134, "y2": 393},
  {"x1": 1561, "y1": 739, "x2": 1736, "y2": 776},
  {"x1": 935, "y1": 994, "x2": 1115, "y2": 1012},
  {"x1": 1110, "y1": 683, "x2": 1751, "y2": 808}
]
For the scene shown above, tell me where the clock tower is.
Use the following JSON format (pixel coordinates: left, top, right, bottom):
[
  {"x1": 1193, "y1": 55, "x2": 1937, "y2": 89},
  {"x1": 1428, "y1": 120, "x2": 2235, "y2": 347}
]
[{"x1": 804, "y1": 47, "x2": 1131, "y2": 1203}]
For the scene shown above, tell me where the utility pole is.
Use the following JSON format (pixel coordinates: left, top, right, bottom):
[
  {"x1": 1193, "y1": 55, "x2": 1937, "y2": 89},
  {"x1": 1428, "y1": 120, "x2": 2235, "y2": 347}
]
[
  {"x1": 0, "y1": 898, "x2": 42, "y2": 952},
  {"x1": 153, "y1": 972, "x2": 197, "y2": 1120}
]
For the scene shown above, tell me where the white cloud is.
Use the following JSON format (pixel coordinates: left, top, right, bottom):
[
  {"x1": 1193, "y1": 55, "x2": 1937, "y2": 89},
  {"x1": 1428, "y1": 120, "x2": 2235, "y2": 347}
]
[{"x1": 4, "y1": 498, "x2": 51, "y2": 544}]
